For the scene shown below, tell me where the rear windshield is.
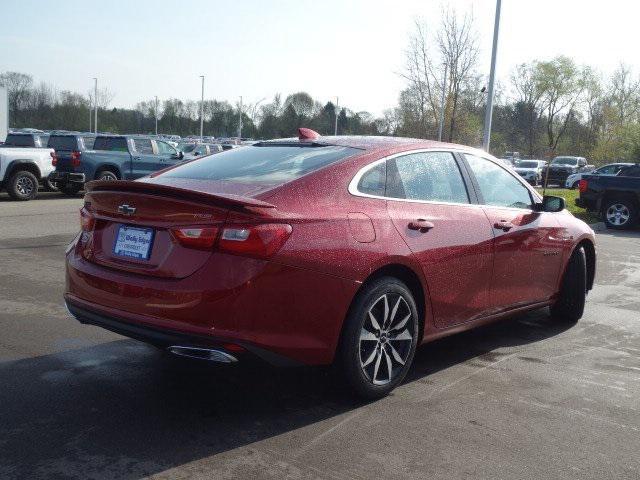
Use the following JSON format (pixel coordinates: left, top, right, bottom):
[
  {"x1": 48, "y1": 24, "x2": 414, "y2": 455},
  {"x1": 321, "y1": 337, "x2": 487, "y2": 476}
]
[
  {"x1": 552, "y1": 157, "x2": 578, "y2": 165},
  {"x1": 93, "y1": 137, "x2": 129, "y2": 152},
  {"x1": 162, "y1": 144, "x2": 360, "y2": 184},
  {"x1": 48, "y1": 135, "x2": 78, "y2": 151},
  {"x1": 516, "y1": 161, "x2": 538, "y2": 168},
  {"x1": 4, "y1": 134, "x2": 34, "y2": 147}
]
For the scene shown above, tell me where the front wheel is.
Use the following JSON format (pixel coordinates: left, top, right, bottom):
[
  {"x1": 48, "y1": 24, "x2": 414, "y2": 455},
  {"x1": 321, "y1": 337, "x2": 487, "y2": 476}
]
[
  {"x1": 602, "y1": 199, "x2": 637, "y2": 230},
  {"x1": 337, "y1": 277, "x2": 419, "y2": 399},
  {"x1": 550, "y1": 246, "x2": 586, "y2": 323}
]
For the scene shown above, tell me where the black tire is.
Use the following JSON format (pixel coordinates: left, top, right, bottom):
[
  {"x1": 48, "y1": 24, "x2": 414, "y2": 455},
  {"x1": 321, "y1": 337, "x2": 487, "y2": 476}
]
[
  {"x1": 95, "y1": 169, "x2": 118, "y2": 181},
  {"x1": 602, "y1": 198, "x2": 637, "y2": 230},
  {"x1": 44, "y1": 177, "x2": 59, "y2": 192},
  {"x1": 60, "y1": 184, "x2": 82, "y2": 196},
  {"x1": 337, "y1": 276, "x2": 419, "y2": 399},
  {"x1": 7, "y1": 170, "x2": 39, "y2": 201},
  {"x1": 550, "y1": 246, "x2": 586, "y2": 323}
]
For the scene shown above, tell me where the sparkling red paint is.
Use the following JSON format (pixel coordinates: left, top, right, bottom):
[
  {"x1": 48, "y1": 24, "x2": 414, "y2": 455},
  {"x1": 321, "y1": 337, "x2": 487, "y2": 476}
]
[{"x1": 65, "y1": 136, "x2": 595, "y2": 365}]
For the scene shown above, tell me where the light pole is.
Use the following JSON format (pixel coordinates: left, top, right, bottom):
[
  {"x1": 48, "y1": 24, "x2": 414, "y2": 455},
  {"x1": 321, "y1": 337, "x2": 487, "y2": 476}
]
[
  {"x1": 93, "y1": 77, "x2": 98, "y2": 134},
  {"x1": 155, "y1": 96, "x2": 159, "y2": 135},
  {"x1": 199, "y1": 75, "x2": 205, "y2": 140},
  {"x1": 437, "y1": 63, "x2": 448, "y2": 142},
  {"x1": 237, "y1": 96, "x2": 242, "y2": 139},
  {"x1": 482, "y1": 0, "x2": 502, "y2": 152},
  {"x1": 334, "y1": 96, "x2": 339, "y2": 136}
]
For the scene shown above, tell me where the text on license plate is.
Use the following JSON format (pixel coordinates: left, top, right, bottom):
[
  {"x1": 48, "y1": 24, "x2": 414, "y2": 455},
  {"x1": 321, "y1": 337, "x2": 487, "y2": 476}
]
[{"x1": 113, "y1": 225, "x2": 154, "y2": 260}]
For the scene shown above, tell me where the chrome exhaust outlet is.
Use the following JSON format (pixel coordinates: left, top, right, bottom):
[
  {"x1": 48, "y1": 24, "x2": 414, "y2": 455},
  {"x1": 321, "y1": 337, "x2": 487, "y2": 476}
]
[{"x1": 167, "y1": 346, "x2": 238, "y2": 363}]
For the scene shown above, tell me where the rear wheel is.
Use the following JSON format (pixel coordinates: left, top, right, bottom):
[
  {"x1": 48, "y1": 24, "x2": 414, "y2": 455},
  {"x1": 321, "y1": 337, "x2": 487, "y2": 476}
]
[
  {"x1": 338, "y1": 277, "x2": 419, "y2": 399},
  {"x1": 7, "y1": 170, "x2": 39, "y2": 201},
  {"x1": 550, "y1": 246, "x2": 586, "y2": 323},
  {"x1": 602, "y1": 199, "x2": 637, "y2": 230},
  {"x1": 95, "y1": 169, "x2": 118, "y2": 181}
]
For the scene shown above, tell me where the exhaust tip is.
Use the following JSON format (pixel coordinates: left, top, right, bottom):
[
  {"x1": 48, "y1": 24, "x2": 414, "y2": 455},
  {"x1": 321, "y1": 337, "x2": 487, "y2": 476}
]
[{"x1": 167, "y1": 346, "x2": 238, "y2": 363}]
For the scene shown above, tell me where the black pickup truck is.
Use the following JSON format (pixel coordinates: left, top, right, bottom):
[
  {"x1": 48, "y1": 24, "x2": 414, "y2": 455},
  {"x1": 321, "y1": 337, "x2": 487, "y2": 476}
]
[{"x1": 577, "y1": 164, "x2": 640, "y2": 229}]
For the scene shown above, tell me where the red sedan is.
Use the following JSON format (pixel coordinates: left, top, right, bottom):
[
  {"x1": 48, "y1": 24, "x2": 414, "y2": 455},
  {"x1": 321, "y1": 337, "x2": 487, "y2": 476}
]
[{"x1": 65, "y1": 129, "x2": 596, "y2": 398}]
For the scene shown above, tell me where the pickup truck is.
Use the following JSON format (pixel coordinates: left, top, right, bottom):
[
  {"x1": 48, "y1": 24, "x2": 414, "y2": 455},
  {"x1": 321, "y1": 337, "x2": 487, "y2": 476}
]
[
  {"x1": 543, "y1": 156, "x2": 594, "y2": 187},
  {"x1": 49, "y1": 135, "x2": 184, "y2": 195},
  {"x1": 0, "y1": 146, "x2": 55, "y2": 200},
  {"x1": 577, "y1": 164, "x2": 640, "y2": 229}
]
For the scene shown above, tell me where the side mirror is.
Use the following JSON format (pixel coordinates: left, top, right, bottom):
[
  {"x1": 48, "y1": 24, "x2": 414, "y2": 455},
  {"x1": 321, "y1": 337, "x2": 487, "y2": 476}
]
[
  {"x1": 535, "y1": 195, "x2": 565, "y2": 213},
  {"x1": 172, "y1": 151, "x2": 184, "y2": 160}
]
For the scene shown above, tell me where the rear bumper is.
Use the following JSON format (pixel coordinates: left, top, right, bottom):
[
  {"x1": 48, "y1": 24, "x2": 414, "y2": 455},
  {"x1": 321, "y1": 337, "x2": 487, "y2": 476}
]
[
  {"x1": 50, "y1": 171, "x2": 85, "y2": 185},
  {"x1": 65, "y1": 298, "x2": 299, "y2": 366}
]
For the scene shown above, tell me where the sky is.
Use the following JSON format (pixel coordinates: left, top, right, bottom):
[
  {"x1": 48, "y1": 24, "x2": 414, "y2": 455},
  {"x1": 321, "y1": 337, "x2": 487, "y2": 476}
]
[{"x1": 1, "y1": 0, "x2": 639, "y2": 116}]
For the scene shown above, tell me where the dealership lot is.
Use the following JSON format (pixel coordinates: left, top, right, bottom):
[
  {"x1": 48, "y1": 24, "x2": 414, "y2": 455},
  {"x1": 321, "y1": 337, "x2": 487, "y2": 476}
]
[{"x1": 0, "y1": 194, "x2": 639, "y2": 479}]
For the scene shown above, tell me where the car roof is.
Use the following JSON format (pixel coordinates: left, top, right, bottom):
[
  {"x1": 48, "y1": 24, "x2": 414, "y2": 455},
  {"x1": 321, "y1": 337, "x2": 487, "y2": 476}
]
[{"x1": 260, "y1": 135, "x2": 484, "y2": 154}]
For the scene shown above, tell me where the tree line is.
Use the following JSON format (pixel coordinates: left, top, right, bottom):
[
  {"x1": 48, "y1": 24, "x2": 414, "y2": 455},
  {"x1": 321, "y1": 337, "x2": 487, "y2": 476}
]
[{"x1": 2, "y1": 8, "x2": 639, "y2": 161}]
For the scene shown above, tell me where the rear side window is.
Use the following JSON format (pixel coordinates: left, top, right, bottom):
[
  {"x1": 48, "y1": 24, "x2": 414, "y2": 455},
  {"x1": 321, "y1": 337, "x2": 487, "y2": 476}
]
[
  {"x1": 133, "y1": 138, "x2": 153, "y2": 154},
  {"x1": 94, "y1": 137, "x2": 129, "y2": 152},
  {"x1": 386, "y1": 152, "x2": 470, "y2": 204},
  {"x1": 81, "y1": 136, "x2": 96, "y2": 150},
  {"x1": 357, "y1": 162, "x2": 386, "y2": 196},
  {"x1": 618, "y1": 166, "x2": 640, "y2": 177},
  {"x1": 36, "y1": 135, "x2": 49, "y2": 147},
  {"x1": 4, "y1": 134, "x2": 34, "y2": 147},
  {"x1": 48, "y1": 136, "x2": 78, "y2": 151},
  {"x1": 162, "y1": 145, "x2": 360, "y2": 184}
]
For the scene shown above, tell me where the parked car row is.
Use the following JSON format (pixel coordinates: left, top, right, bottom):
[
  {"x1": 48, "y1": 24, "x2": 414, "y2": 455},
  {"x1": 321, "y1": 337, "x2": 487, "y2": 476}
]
[{"x1": 1, "y1": 130, "x2": 237, "y2": 200}]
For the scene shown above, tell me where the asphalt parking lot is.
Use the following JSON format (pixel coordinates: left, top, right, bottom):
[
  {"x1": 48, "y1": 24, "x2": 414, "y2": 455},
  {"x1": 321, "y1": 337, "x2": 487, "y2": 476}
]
[{"x1": 1, "y1": 193, "x2": 639, "y2": 480}]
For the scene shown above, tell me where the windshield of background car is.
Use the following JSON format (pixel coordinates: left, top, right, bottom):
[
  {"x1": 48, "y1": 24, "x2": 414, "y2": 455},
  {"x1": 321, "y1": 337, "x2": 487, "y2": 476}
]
[
  {"x1": 4, "y1": 134, "x2": 34, "y2": 147},
  {"x1": 516, "y1": 161, "x2": 538, "y2": 168},
  {"x1": 161, "y1": 144, "x2": 360, "y2": 184},
  {"x1": 552, "y1": 157, "x2": 577, "y2": 165},
  {"x1": 177, "y1": 143, "x2": 197, "y2": 153},
  {"x1": 47, "y1": 135, "x2": 78, "y2": 150}
]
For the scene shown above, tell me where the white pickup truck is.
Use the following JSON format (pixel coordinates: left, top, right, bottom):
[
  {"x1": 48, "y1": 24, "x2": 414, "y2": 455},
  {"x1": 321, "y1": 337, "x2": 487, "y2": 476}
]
[{"x1": 0, "y1": 147, "x2": 55, "y2": 200}]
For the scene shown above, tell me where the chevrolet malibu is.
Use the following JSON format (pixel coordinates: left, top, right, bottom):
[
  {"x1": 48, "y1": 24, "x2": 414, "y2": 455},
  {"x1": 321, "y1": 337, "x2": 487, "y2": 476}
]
[{"x1": 65, "y1": 129, "x2": 596, "y2": 398}]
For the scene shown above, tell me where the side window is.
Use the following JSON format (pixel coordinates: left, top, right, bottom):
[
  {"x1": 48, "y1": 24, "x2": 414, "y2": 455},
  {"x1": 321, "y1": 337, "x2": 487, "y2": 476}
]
[
  {"x1": 386, "y1": 152, "x2": 469, "y2": 204},
  {"x1": 357, "y1": 162, "x2": 386, "y2": 196},
  {"x1": 81, "y1": 136, "x2": 96, "y2": 150},
  {"x1": 465, "y1": 154, "x2": 533, "y2": 209},
  {"x1": 156, "y1": 140, "x2": 176, "y2": 155},
  {"x1": 133, "y1": 138, "x2": 153, "y2": 154}
]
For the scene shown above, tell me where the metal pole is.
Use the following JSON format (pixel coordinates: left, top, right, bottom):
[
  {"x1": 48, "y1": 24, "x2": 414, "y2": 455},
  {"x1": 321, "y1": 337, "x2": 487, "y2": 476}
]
[
  {"x1": 437, "y1": 63, "x2": 448, "y2": 142},
  {"x1": 93, "y1": 78, "x2": 98, "y2": 134},
  {"x1": 89, "y1": 99, "x2": 92, "y2": 132},
  {"x1": 334, "y1": 96, "x2": 339, "y2": 135},
  {"x1": 482, "y1": 0, "x2": 501, "y2": 152},
  {"x1": 238, "y1": 96, "x2": 242, "y2": 139},
  {"x1": 155, "y1": 96, "x2": 158, "y2": 135},
  {"x1": 199, "y1": 76, "x2": 204, "y2": 140}
]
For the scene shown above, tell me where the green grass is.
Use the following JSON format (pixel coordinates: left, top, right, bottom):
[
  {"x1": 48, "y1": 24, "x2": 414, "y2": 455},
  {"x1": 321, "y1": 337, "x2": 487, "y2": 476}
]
[{"x1": 535, "y1": 188, "x2": 600, "y2": 224}]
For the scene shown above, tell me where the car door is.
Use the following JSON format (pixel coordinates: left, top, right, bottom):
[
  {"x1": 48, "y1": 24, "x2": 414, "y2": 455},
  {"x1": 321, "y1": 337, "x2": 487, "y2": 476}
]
[
  {"x1": 383, "y1": 151, "x2": 494, "y2": 328},
  {"x1": 463, "y1": 154, "x2": 565, "y2": 312},
  {"x1": 130, "y1": 138, "x2": 160, "y2": 178}
]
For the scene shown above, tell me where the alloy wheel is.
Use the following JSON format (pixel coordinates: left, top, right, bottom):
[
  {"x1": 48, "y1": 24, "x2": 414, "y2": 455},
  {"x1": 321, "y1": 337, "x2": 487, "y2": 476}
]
[
  {"x1": 16, "y1": 176, "x2": 35, "y2": 196},
  {"x1": 359, "y1": 293, "x2": 414, "y2": 385},
  {"x1": 606, "y1": 204, "x2": 630, "y2": 226},
  {"x1": 99, "y1": 172, "x2": 117, "y2": 181}
]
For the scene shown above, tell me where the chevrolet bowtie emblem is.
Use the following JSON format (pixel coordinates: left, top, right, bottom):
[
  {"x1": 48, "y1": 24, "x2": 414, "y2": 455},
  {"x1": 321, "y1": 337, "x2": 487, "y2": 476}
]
[{"x1": 117, "y1": 204, "x2": 136, "y2": 215}]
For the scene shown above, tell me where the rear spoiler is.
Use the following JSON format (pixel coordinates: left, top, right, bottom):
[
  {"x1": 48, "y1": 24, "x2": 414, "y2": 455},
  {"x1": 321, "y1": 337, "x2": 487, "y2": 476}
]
[{"x1": 85, "y1": 180, "x2": 276, "y2": 209}]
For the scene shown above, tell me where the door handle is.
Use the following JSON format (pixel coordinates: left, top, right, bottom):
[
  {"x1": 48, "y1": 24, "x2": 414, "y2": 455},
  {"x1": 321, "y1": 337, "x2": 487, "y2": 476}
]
[
  {"x1": 408, "y1": 219, "x2": 435, "y2": 233},
  {"x1": 494, "y1": 220, "x2": 514, "y2": 232}
]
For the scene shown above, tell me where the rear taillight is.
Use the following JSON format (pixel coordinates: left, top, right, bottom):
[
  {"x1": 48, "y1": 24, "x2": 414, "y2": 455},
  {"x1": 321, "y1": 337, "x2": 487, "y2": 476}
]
[
  {"x1": 50, "y1": 151, "x2": 57, "y2": 166},
  {"x1": 171, "y1": 227, "x2": 219, "y2": 250},
  {"x1": 71, "y1": 150, "x2": 81, "y2": 167},
  {"x1": 218, "y1": 223, "x2": 292, "y2": 259},
  {"x1": 170, "y1": 223, "x2": 292, "y2": 258},
  {"x1": 79, "y1": 208, "x2": 95, "y2": 232},
  {"x1": 578, "y1": 179, "x2": 588, "y2": 193}
]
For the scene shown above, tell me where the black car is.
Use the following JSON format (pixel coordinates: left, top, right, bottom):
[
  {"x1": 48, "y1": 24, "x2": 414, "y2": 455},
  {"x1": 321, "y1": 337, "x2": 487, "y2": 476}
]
[
  {"x1": 544, "y1": 156, "x2": 593, "y2": 186},
  {"x1": 577, "y1": 164, "x2": 640, "y2": 229}
]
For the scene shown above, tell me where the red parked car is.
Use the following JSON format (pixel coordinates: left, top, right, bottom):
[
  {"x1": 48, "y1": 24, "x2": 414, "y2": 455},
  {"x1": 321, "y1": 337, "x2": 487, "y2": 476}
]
[{"x1": 65, "y1": 129, "x2": 596, "y2": 398}]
